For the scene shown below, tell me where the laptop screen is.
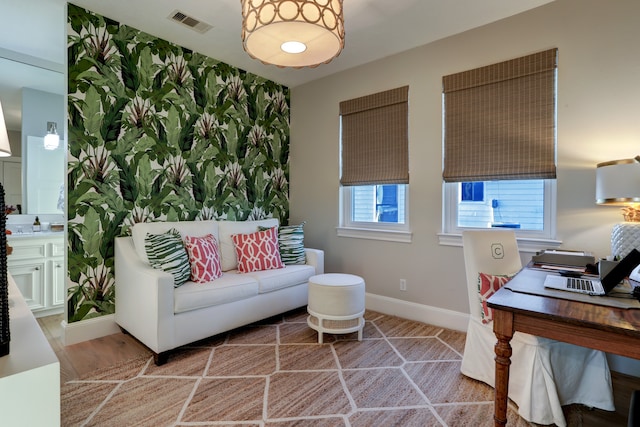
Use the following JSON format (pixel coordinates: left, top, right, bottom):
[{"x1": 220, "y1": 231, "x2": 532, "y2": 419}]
[{"x1": 601, "y1": 248, "x2": 640, "y2": 293}]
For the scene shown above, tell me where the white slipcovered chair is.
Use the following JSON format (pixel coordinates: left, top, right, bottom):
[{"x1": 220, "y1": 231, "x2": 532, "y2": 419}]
[{"x1": 460, "y1": 229, "x2": 614, "y2": 427}]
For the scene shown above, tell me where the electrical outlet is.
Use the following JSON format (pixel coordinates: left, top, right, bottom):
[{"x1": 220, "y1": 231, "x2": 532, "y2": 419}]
[{"x1": 400, "y1": 279, "x2": 407, "y2": 291}]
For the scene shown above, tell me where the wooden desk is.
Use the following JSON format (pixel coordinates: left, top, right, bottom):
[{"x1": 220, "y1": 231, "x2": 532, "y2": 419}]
[{"x1": 487, "y1": 269, "x2": 640, "y2": 427}]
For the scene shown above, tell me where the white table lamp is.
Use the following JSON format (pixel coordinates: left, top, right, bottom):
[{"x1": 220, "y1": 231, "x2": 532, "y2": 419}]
[{"x1": 596, "y1": 156, "x2": 640, "y2": 257}]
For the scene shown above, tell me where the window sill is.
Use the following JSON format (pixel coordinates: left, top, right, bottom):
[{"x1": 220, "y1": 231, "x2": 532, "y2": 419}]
[
  {"x1": 437, "y1": 232, "x2": 562, "y2": 253},
  {"x1": 337, "y1": 227, "x2": 412, "y2": 243}
]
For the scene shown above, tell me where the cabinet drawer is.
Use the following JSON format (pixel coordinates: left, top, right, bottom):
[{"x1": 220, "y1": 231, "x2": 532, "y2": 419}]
[
  {"x1": 49, "y1": 242, "x2": 65, "y2": 257},
  {"x1": 8, "y1": 242, "x2": 46, "y2": 261},
  {"x1": 8, "y1": 261, "x2": 46, "y2": 310}
]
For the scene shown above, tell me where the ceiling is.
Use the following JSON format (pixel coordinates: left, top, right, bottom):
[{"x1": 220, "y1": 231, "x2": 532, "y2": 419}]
[{"x1": 0, "y1": 0, "x2": 554, "y2": 130}]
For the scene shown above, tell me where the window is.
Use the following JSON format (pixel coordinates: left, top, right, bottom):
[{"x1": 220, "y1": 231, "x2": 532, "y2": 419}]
[
  {"x1": 461, "y1": 182, "x2": 484, "y2": 202},
  {"x1": 442, "y1": 49, "x2": 558, "y2": 241},
  {"x1": 376, "y1": 184, "x2": 401, "y2": 222},
  {"x1": 338, "y1": 86, "x2": 411, "y2": 242},
  {"x1": 448, "y1": 179, "x2": 553, "y2": 230},
  {"x1": 346, "y1": 184, "x2": 407, "y2": 224}
]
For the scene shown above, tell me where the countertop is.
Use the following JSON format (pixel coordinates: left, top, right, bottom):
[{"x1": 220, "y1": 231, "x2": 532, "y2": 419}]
[{"x1": 6, "y1": 231, "x2": 65, "y2": 240}]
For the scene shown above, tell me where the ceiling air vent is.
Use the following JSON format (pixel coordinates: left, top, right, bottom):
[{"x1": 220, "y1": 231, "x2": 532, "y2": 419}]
[{"x1": 168, "y1": 10, "x2": 212, "y2": 34}]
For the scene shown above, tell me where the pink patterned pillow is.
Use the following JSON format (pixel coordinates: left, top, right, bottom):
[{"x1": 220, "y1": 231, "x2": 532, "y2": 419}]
[
  {"x1": 231, "y1": 227, "x2": 284, "y2": 273},
  {"x1": 184, "y1": 234, "x2": 222, "y2": 283},
  {"x1": 478, "y1": 272, "x2": 513, "y2": 324}
]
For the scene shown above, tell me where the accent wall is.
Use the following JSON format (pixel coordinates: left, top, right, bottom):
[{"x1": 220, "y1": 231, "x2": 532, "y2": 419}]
[{"x1": 66, "y1": 4, "x2": 290, "y2": 322}]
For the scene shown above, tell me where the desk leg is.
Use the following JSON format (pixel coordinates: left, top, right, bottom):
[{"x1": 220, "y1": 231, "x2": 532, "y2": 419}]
[{"x1": 493, "y1": 309, "x2": 514, "y2": 427}]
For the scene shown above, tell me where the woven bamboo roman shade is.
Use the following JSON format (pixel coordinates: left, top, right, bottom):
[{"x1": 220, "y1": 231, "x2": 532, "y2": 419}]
[
  {"x1": 340, "y1": 86, "x2": 409, "y2": 186},
  {"x1": 442, "y1": 48, "x2": 557, "y2": 182}
]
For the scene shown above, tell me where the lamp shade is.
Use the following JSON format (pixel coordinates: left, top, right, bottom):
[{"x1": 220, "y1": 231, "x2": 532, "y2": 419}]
[
  {"x1": 241, "y1": 0, "x2": 344, "y2": 68},
  {"x1": 596, "y1": 158, "x2": 640, "y2": 205},
  {"x1": 0, "y1": 101, "x2": 12, "y2": 157}
]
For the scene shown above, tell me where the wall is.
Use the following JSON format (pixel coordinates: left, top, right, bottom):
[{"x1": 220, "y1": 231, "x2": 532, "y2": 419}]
[
  {"x1": 22, "y1": 88, "x2": 65, "y2": 146},
  {"x1": 66, "y1": 5, "x2": 290, "y2": 322},
  {"x1": 7, "y1": 131, "x2": 21, "y2": 157},
  {"x1": 22, "y1": 88, "x2": 65, "y2": 214},
  {"x1": 290, "y1": 0, "x2": 640, "y2": 316}
]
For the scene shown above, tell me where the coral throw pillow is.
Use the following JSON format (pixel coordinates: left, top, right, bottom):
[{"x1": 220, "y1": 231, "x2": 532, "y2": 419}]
[
  {"x1": 184, "y1": 234, "x2": 222, "y2": 283},
  {"x1": 231, "y1": 227, "x2": 284, "y2": 273},
  {"x1": 478, "y1": 272, "x2": 514, "y2": 324}
]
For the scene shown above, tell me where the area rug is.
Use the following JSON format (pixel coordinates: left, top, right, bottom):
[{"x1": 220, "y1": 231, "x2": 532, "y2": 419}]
[{"x1": 61, "y1": 309, "x2": 580, "y2": 426}]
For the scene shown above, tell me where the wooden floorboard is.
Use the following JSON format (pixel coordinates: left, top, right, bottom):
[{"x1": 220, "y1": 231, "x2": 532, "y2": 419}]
[
  {"x1": 37, "y1": 314, "x2": 638, "y2": 425},
  {"x1": 38, "y1": 314, "x2": 150, "y2": 382}
]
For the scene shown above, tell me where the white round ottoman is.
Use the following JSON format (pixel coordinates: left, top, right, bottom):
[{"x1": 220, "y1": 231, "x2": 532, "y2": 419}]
[{"x1": 307, "y1": 273, "x2": 365, "y2": 344}]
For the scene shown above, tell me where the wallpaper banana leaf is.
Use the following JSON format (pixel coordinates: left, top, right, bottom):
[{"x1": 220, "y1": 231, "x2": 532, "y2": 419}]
[{"x1": 67, "y1": 4, "x2": 290, "y2": 322}]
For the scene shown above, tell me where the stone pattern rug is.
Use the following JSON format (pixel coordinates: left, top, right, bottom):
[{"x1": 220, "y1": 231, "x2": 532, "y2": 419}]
[{"x1": 61, "y1": 309, "x2": 578, "y2": 426}]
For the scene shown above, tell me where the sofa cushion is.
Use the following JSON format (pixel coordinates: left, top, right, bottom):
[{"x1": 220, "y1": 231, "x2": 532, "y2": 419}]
[
  {"x1": 218, "y1": 219, "x2": 279, "y2": 271},
  {"x1": 145, "y1": 228, "x2": 191, "y2": 287},
  {"x1": 184, "y1": 234, "x2": 222, "y2": 283},
  {"x1": 232, "y1": 227, "x2": 284, "y2": 273},
  {"x1": 174, "y1": 273, "x2": 259, "y2": 314},
  {"x1": 132, "y1": 220, "x2": 219, "y2": 264},
  {"x1": 244, "y1": 264, "x2": 316, "y2": 293}
]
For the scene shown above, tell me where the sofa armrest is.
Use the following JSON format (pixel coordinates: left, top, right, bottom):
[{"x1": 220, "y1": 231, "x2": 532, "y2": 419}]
[
  {"x1": 114, "y1": 236, "x2": 176, "y2": 353},
  {"x1": 304, "y1": 248, "x2": 324, "y2": 275}
]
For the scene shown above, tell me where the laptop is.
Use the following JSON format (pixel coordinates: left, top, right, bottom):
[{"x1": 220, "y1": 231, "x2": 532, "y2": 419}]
[{"x1": 543, "y1": 248, "x2": 640, "y2": 296}]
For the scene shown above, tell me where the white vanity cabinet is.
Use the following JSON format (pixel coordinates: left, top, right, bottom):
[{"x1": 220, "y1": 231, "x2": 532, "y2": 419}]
[{"x1": 7, "y1": 233, "x2": 65, "y2": 317}]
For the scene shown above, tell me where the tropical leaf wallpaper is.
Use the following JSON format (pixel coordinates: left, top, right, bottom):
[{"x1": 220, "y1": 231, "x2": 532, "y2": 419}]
[{"x1": 67, "y1": 4, "x2": 290, "y2": 322}]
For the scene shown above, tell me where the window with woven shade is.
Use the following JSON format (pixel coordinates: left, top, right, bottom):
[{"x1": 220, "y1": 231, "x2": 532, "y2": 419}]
[
  {"x1": 441, "y1": 49, "x2": 558, "y2": 240},
  {"x1": 338, "y1": 86, "x2": 411, "y2": 243},
  {"x1": 340, "y1": 86, "x2": 409, "y2": 186}
]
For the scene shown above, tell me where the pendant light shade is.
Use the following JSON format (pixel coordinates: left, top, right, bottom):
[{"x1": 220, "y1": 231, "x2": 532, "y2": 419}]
[
  {"x1": 0, "y1": 101, "x2": 12, "y2": 157},
  {"x1": 241, "y1": 0, "x2": 345, "y2": 68}
]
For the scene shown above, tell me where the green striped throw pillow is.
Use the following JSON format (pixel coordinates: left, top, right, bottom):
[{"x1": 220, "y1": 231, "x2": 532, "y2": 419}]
[
  {"x1": 145, "y1": 228, "x2": 191, "y2": 287},
  {"x1": 261, "y1": 222, "x2": 306, "y2": 265}
]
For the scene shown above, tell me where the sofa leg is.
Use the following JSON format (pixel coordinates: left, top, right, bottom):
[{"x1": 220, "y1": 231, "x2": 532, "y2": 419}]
[{"x1": 154, "y1": 352, "x2": 169, "y2": 366}]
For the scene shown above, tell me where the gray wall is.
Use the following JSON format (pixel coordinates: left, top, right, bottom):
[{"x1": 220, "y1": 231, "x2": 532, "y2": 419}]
[
  {"x1": 7, "y1": 130, "x2": 20, "y2": 157},
  {"x1": 21, "y1": 87, "x2": 64, "y2": 154},
  {"x1": 290, "y1": 0, "x2": 640, "y2": 315}
]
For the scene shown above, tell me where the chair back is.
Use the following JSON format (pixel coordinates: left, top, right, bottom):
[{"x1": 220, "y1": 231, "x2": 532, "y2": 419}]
[{"x1": 462, "y1": 229, "x2": 522, "y2": 320}]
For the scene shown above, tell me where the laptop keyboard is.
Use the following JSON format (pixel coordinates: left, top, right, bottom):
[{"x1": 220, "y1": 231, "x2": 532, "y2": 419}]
[{"x1": 566, "y1": 277, "x2": 595, "y2": 292}]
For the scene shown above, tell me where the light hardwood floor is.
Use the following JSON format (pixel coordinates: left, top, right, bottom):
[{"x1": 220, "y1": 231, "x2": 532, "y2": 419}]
[
  {"x1": 38, "y1": 314, "x2": 639, "y2": 426},
  {"x1": 38, "y1": 314, "x2": 150, "y2": 383}
]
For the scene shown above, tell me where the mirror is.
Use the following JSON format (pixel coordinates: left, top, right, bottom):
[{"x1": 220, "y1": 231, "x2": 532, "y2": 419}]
[{"x1": 0, "y1": 54, "x2": 65, "y2": 214}]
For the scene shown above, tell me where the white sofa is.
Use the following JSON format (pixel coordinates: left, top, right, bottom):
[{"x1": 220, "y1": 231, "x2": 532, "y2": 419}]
[{"x1": 114, "y1": 218, "x2": 324, "y2": 364}]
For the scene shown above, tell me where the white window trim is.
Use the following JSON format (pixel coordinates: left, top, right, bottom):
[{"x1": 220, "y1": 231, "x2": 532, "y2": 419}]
[
  {"x1": 439, "y1": 179, "x2": 560, "y2": 250},
  {"x1": 337, "y1": 185, "x2": 412, "y2": 243}
]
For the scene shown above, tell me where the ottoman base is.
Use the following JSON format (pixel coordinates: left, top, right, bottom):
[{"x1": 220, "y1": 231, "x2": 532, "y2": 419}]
[{"x1": 307, "y1": 309, "x2": 365, "y2": 344}]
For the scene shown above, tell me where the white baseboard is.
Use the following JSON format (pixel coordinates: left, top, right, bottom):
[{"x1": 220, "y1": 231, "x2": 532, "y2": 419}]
[
  {"x1": 606, "y1": 354, "x2": 640, "y2": 378},
  {"x1": 61, "y1": 314, "x2": 120, "y2": 346},
  {"x1": 365, "y1": 292, "x2": 469, "y2": 332}
]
